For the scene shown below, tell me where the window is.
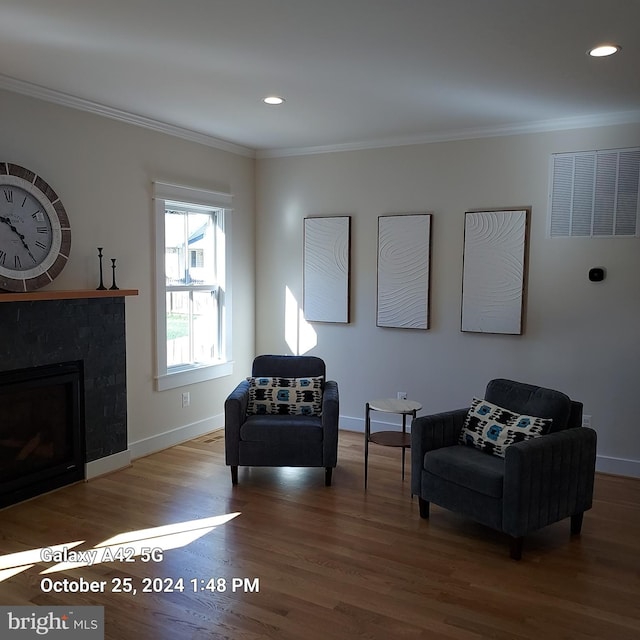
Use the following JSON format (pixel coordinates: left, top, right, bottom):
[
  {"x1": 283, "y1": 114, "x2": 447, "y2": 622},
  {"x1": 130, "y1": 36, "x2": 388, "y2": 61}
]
[
  {"x1": 190, "y1": 249, "x2": 204, "y2": 268},
  {"x1": 153, "y1": 182, "x2": 233, "y2": 390}
]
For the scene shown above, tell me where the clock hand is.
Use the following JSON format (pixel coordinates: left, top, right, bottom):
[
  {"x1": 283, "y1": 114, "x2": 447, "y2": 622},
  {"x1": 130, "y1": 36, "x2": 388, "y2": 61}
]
[
  {"x1": 0, "y1": 215, "x2": 38, "y2": 262},
  {"x1": 0, "y1": 215, "x2": 27, "y2": 240}
]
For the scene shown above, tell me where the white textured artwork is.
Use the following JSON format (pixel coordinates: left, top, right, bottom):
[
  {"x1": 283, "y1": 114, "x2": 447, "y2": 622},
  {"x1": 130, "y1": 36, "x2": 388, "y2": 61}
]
[
  {"x1": 377, "y1": 214, "x2": 431, "y2": 329},
  {"x1": 461, "y1": 209, "x2": 528, "y2": 334},
  {"x1": 303, "y1": 216, "x2": 350, "y2": 323}
]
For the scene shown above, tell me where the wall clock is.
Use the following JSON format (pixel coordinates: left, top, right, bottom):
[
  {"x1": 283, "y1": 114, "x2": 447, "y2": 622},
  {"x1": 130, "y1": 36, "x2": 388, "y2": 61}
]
[{"x1": 0, "y1": 162, "x2": 71, "y2": 292}]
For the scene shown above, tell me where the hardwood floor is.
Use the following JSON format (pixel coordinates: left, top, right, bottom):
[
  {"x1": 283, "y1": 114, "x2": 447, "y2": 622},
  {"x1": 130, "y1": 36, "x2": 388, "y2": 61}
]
[{"x1": 1, "y1": 430, "x2": 639, "y2": 640}]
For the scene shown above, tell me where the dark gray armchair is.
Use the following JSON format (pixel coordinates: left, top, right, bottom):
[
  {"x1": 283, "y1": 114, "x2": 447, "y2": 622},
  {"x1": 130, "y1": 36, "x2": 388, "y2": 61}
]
[
  {"x1": 411, "y1": 379, "x2": 597, "y2": 559},
  {"x1": 225, "y1": 355, "x2": 339, "y2": 486}
]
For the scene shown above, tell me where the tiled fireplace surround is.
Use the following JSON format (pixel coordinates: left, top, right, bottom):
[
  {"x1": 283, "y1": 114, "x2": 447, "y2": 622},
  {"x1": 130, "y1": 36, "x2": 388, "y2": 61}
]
[{"x1": 0, "y1": 291, "x2": 136, "y2": 483}]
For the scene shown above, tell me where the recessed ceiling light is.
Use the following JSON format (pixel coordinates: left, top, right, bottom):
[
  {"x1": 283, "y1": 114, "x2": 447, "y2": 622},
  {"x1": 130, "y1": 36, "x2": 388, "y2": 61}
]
[
  {"x1": 588, "y1": 44, "x2": 621, "y2": 57},
  {"x1": 263, "y1": 96, "x2": 285, "y2": 105}
]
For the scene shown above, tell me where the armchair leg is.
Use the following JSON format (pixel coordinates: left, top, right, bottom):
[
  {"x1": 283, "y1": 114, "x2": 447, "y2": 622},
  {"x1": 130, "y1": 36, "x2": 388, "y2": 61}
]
[
  {"x1": 571, "y1": 512, "x2": 584, "y2": 536},
  {"x1": 230, "y1": 466, "x2": 238, "y2": 486},
  {"x1": 510, "y1": 536, "x2": 523, "y2": 560},
  {"x1": 325, "y1": 467, "x2": 333, "y2": 487},
  {"x1": 418, "y1": 497, "x2": 430, "y2": 519}
]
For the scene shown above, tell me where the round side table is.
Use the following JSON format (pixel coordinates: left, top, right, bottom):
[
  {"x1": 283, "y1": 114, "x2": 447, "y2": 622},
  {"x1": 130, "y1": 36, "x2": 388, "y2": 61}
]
[{"x1": 364, "y1": 398, "x2": 422, "y2": 488}]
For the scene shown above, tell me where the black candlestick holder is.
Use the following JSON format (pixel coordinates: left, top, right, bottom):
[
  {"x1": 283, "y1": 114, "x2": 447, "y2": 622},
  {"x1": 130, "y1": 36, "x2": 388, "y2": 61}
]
[
  {"x1": 96, "y1": 247, "x2": 107, "y2": 290},
  {"x1": 109, "y1": 258, "x2": 119, "y2": 290}
]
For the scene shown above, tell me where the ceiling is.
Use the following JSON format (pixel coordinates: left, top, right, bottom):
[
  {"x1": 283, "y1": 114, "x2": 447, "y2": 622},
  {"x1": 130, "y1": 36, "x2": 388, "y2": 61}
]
[{"x1": 1, "y1": 0, "x2": 639, "y2": 157}]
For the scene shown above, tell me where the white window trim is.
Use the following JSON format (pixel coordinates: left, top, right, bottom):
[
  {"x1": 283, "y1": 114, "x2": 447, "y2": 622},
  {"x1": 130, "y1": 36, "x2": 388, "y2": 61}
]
[{"x1": 153, "y1": 181, "x2": 233, "y2": 391}]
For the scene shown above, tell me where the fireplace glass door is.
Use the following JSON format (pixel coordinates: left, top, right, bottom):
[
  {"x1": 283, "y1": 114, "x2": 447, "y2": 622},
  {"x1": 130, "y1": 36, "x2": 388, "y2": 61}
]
[{"x1": 0, "y1": 361, "x2": 84, "y2": 508}]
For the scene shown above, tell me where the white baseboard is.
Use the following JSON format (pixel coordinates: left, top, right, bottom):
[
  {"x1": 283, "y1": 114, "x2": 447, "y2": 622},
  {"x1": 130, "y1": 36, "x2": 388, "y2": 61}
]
[
  {"x1": 128, "y1": 413, "x2": 224, "y2": 461},
  {"x1": 596, "y1": 455, "x2": 640, "y2": 478},
  {"x1": 339, "y1": 416, "x2": 364, "y2": 433},
  {"x1": 87, "y1": 415, "x2": 640, "y2": 481},
  {"x1": 339, "y1": 414, "x2": 411, "y2": 434},
  {"x1": 85, "y1": 449, "x2": 132, "y2": 480}
]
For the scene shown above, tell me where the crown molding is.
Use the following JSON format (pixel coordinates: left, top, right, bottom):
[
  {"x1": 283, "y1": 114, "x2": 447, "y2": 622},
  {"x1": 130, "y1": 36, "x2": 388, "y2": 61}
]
[
  {"x1": 3, "y1": 73, "x2": 639, "y2": 162},
  {"x1": 0, "y1": 74, "x2": 255, "y2": 159},
  {"x1": 256, "y1": 110, "x2": 640, "y2": 159}
]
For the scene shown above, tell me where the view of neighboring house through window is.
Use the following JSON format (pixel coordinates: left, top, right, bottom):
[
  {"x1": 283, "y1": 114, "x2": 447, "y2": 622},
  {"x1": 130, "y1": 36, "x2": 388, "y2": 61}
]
[
  {"x1": 165, "y1": 204, "x2": 220, "y2": 368},
  {"x1": 153, "y1": 182, "x2": 232, "y2": 390}
]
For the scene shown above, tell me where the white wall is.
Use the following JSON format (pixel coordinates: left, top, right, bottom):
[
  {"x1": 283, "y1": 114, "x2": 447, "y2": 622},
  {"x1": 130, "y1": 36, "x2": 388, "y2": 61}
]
[
  {"x1": 0, "y1": 89, "x2": 256, "y2": 464},
  {"x1": 4, "y1": 87, "x2": 637, "y2": 478},
  {"x1": 256, "y1": 124, "x2": 640, "y2": 477}
]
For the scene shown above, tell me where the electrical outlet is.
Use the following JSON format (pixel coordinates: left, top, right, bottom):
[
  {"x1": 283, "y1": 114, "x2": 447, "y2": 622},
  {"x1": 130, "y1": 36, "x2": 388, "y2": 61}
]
[
  {"x1": 181, "y1": 391, "x2": 190, "y2": 408},
  {"x1": 397, "y1": 391, "x2": 407, "y2": 400},
  {"x1": 582, "y1": 414, "x2": 592, "y2": 429}
]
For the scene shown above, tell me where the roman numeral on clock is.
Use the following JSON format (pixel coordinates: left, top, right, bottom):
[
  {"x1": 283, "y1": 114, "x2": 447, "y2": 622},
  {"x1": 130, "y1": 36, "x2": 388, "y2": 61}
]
[
  {"x1": 14, "y1": 255, "x2": 21, "y2": 268},
  {"x1": 3, "y1": 189, "x2": 13, "y2": 203},
  {"x1": 35, "y1": 240, "x2": 47, "y2": 250},
  {"x1": 0, "y1": 250, "x2": 5, "y2": 265}
]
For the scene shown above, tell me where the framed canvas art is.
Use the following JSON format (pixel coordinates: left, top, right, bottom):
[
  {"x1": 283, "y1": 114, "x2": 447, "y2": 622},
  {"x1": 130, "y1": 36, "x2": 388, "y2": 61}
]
[
  {"x1": 461, "y1": 208, "x2": 529, "y2": 334},
  {"x1": 303, "y1": 216, "x2": 351, "y2": 323},
  {"x1": 377, "y1": 213, "x2": 432, "y2": 329}
]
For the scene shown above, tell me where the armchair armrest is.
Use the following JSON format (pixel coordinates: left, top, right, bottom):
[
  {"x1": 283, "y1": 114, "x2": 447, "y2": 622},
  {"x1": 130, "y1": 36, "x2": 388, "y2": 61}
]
[
  {"x1": 322, "y1": 380, "x2": 339, "y2": 466},
  {"x1": 224, "y1": 379, "x2": 250, "y2": 465},
  {"x1": 503, "y1": 427, "x2": 597, "y2": 537},
  {"x1": 410, "y1": 408, "x2": 468, "y2": 495}
]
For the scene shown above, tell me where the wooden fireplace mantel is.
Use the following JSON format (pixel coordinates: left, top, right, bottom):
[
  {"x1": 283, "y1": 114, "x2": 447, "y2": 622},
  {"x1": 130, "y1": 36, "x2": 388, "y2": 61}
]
[{"x1": 0, "y1": 289, "x2": 139, "y2": 303}]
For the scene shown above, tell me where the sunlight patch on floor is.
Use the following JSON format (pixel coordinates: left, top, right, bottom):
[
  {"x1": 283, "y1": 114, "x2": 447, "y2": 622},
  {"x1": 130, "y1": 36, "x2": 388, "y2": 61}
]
[
  {"x1": 0, "y1": 513, "x2": 240, "y2": 582},
  {"x1": 0, "y1": 541, "x2": 85, "y2": 581}
]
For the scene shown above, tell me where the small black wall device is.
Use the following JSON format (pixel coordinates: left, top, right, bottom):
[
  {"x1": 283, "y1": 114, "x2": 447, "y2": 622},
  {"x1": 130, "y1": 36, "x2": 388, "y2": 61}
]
[{"x1": 588, "y1": 267, "x2": 605, "y2": 282}]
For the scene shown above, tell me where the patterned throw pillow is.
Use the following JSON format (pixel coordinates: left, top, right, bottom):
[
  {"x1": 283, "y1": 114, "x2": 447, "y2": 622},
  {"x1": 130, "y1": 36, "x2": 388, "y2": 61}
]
[
  {"x1": 459, "y1": 397, "x2": 553, "y2": 458},
  {"x1": 246, "y1": 376, "x2": 323, "y2": 416}
]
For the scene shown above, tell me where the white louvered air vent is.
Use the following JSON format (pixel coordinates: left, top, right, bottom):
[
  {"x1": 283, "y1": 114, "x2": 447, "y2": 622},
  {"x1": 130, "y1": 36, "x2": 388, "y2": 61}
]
[{"x1": 549, "y1": 148, "x2": 640, "y2": 237}]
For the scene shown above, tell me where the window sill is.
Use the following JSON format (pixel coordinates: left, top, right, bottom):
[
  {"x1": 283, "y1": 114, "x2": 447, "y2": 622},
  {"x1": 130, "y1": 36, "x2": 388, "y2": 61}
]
[{"x1": 155, "y1": 361, "x2": 234, "y2": 391}]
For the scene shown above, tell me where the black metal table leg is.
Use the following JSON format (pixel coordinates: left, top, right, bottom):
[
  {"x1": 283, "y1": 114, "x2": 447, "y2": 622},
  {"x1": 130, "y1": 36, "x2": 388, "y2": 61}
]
[{"x1": 364, "y1": 402, "x2": 370, "y2": 489}]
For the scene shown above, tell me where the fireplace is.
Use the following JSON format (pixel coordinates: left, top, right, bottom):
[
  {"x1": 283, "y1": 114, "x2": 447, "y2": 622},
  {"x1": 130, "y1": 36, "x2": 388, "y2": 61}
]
[
  {"x1": 0, "y1": 290, "x2": 137, "y2": 508},
  {"x1": 0, "y1": 361, "x2": 84, "y2": 508}
]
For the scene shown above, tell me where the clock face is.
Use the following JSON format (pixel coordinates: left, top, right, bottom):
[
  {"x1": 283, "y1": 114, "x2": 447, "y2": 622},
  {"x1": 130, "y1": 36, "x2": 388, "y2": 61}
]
[
  {"x1": 1, "y1": 185, "x2": 54, "y2": 270},
  {"x1": 0, "y1": 163, "x2": 71, "y2": 292}
]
